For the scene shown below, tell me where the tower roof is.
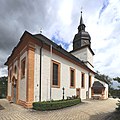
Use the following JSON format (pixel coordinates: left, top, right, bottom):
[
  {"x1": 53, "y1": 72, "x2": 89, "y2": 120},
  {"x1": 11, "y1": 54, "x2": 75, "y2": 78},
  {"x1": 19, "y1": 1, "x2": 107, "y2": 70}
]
[{"x1": 73, "y1": 11, "x2": 92, "y2": 51}]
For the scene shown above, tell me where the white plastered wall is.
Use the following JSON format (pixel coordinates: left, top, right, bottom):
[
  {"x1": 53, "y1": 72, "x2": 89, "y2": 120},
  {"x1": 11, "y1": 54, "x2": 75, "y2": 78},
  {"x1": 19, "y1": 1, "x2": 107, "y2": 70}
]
[
  {"x1": 71, "y1": 47, "x2": 87, "y2": 62},
  {"x1": 37, "y1": 48, "x2": 95, "y2": 101},
  {"x1": 88, "y1": 75, "x2": 95, "y2": 98},
  {"x1": 19, "y1": 51, "x2": 27, "y2": 101},
  {"x1": 8, "y1": 66, "x2": 12, "y2": 96},
  {"x1": 71, "y1": 47, "x2": 94, "y2": 70},
  {"x1": 34, "y1": 45, "x2": 40, "y2": 102},
  {"x1": 86, "y1": 48, "x2": 94, "y2": 70}
]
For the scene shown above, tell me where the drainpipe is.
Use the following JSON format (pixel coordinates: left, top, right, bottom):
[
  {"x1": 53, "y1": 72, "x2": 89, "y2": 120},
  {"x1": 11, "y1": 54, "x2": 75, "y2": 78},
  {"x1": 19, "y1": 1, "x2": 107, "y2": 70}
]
[
  {"x1": 50, "y1": 44, "x2": 52, "y2": 100},
  {"x1": 88, "y1": 72, "x2": 90, "y2": 99},
  {"x1": 39, "y1": 42, "x2": 43, "y2": 102}
]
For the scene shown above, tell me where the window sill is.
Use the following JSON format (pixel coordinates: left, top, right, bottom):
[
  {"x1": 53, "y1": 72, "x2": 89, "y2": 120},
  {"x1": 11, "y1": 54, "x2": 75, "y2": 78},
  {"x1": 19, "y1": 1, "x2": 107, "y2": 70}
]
[
  {"x1": 81, "y1": 87, "x2": 85, "y2": 89},
  {"x1": 51, "y1": 85, "x2": 60, "y2": 88},
  {"x1": 70, "y1": 86, "x2": 75, "y2": 89}
]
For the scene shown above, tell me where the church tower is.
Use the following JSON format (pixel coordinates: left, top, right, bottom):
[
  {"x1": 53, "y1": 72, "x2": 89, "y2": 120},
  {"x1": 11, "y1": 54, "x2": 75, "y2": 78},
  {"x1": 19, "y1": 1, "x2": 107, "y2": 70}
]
[
  {"x1": 71, "y1": 11, "x2": 94, "y2": 70},
  {"x1": 73, "y1": 11, "x2": 91, "y2": 50}
]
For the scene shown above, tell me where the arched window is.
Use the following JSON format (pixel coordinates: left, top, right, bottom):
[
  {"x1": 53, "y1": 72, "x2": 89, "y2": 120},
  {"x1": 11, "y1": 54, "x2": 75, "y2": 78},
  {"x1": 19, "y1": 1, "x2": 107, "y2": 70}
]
[
  {"x1": 14, "y1": 65, "x2": 17, "y2": 74},
  {"x1": 21, "y1": 58, "x2": 26, "y2": 78}
]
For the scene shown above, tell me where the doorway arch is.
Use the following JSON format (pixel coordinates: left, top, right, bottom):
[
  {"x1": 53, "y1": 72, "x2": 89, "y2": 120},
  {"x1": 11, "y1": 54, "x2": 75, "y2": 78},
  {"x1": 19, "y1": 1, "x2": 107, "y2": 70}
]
[{"x1": 12, "y1": 76, "x2": 17, "y2": 103}]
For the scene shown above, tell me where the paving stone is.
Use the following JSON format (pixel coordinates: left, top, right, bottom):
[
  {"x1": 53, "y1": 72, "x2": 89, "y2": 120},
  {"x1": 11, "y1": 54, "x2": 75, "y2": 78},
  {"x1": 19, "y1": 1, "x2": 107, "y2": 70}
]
[{"x1": 0, "y1": 98, "x2": 118, "y2": 120}]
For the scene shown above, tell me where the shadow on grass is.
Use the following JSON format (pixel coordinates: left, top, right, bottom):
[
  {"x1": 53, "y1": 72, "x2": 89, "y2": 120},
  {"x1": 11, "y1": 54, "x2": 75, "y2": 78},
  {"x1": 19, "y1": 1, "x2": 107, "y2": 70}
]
[{"x1": 89, "y1": 111, "x2": 120, "y2": 120}]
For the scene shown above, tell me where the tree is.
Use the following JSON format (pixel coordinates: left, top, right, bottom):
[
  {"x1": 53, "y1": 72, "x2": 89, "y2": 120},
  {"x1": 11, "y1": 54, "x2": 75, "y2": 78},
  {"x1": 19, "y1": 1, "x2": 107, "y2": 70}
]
[
  {"x1": 113, "y1": 77, "x2": 120, "y2": 84},
  {"x1": 95, "y1": 71, "x2": 112, "y2": 85},
  {"x1": 0, "y1": 76, "x2": 8, "y2": 98},
  {"x1": 113, "y1": 77, "x2": 120, "y2": 112}
]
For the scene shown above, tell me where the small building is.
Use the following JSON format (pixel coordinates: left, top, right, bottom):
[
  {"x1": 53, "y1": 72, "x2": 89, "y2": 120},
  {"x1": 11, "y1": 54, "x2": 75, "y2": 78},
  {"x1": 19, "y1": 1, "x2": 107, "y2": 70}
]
[
  {"x1": 5, "y1": 12, "x2": 108, "y2": 108},
  {"x1": 92, "y1": 78, "x2": 109, "y2": 100}
]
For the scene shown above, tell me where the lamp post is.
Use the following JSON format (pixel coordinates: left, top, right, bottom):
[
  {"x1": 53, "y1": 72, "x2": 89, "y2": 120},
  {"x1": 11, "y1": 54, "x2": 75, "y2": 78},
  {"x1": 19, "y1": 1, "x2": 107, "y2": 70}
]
[{"x1": 62, "y1": 87, "x2": 65, "y2": 100}]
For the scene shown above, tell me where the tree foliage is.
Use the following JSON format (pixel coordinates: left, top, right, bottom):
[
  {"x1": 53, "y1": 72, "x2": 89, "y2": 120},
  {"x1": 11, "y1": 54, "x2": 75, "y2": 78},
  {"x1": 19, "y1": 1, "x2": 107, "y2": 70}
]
[
  {"x1": 113, "y1": 77, "x2": 120, "y2": 83},
  {"x1": 112, "y1": 77, "x2": 120, "y2": 112},
  {"x1": 95, "y1": 71, "x2": 112, "y2": 85},
  {"x1": 0, "y1": 76, "x2": 8, "y2": 98}
]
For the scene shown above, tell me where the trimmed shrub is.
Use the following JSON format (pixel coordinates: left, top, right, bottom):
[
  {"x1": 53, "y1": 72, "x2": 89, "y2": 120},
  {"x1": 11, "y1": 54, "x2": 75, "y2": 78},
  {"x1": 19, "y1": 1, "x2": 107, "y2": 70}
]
[
  {"x1": 33, "y1": 98, "x2": 81, "y2": 111},
  {"x1": 116, "y1": 100, "x2": 120, "y2": 112}
]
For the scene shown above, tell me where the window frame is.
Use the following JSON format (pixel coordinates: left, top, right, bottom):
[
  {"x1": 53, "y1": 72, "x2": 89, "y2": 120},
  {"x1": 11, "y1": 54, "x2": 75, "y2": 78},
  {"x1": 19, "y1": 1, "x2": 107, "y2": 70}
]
[
  {"x1": 81, "y1": 72, "x2": 85, "y2": 88},
  {"x1": 52, "y1": 60, "x2": 60, "y2": 88},
  {"x1": 9, "y1": 69, "x2": 12, "y2": 83},
  {"x1": 14, "y1": 65, "x2": 17, "y2": 75},
  {"x1": 89, "y1": 75, "x2": 92, "y2": 88},
  {"x1": 70, "y1": 67, "x2": 75, "y2": 88},
  {"x1": 21, "y1": 57, "x2": 26, "y2": 79}
]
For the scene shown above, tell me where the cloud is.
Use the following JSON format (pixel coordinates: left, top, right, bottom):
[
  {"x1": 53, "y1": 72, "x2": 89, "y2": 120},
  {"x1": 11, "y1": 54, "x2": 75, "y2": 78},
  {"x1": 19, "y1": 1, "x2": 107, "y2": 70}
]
[
  {"x1": 0, "y1": 0, "x2": 56, "y2": 62},
  {"x1": 51, "y1": 31, "x2": 70, "y2": 50},
  {"x1": 112, "y1": 80, "x2": 120, "y2": 89},
  {"x1": 99, "y1": 0, "x2": 110, "y2": 18},
  {"x1": 0, "y1": 67, "x2": 7, "y2": 77},
  {"x1": 0, "y1": 0, "x2": 120, "y2": 79},
  {"x1": 83, "y1": 0, "x2": 120, "y2": 78},
  {"x1": 0, "y1": 0, "x2": 53, "y2": 76}
]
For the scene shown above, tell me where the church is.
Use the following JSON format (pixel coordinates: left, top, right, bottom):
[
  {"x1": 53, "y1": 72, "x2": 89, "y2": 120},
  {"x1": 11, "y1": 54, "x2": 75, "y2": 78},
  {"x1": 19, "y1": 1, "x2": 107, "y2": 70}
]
[{"x1": 5, "y1": 12, "x2": 108, "y2": 108}]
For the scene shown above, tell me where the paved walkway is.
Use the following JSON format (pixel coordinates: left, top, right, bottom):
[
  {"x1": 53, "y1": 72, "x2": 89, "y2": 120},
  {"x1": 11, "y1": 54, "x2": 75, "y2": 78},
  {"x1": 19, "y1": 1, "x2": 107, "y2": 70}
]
[{"x1": 0, "y1": 98, "x2": 118, "y2": 120}]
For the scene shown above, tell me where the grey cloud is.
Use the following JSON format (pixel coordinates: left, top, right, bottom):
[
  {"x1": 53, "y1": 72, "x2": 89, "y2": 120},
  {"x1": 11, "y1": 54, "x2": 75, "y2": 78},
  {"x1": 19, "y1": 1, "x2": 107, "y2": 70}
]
[
  {"x1": 0, "y1": 0, "x2": 67, "y2": 77},
  {"x1": 0, "y1": 0, "x2": 119, "y2": 78},
  {"x1": 0, "y1": 0, "x2": 59, "y2": 70},
  {"x1": 0, "y1": 67, "x2": 7, "y2": 76}
]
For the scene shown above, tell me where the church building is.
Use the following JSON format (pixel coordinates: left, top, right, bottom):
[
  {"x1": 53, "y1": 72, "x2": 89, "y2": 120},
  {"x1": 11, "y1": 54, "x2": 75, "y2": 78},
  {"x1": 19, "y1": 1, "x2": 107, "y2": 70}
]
[{"x1": 5, "y1": 12, "x2": 108, "y2": 108}]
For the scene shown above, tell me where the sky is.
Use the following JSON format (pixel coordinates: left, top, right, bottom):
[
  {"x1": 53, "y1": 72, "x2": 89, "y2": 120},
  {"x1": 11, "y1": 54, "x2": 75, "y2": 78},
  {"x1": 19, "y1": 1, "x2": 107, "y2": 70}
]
[{"x1": 0, "y1": 0, "x2": 120, "y2": 84}]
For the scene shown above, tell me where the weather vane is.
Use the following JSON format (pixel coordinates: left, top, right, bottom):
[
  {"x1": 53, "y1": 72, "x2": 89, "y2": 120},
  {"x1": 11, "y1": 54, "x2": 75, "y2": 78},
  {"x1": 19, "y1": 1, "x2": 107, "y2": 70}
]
[
  {"x1": 40, "y1": 28, "x2": 42, "y2": 34},
  {"x1": 81, "y1": 6, "x2": 83, "y2": 12}
]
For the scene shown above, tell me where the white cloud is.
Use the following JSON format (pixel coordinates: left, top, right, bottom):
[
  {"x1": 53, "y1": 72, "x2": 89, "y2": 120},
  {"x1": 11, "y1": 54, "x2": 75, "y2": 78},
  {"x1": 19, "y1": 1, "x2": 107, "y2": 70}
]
[
  {"x1": 81, "y1": 0, "x2": 120, "y2": 78},
  {"x1": 0, "y1": 0, "x2": 120, "y2": 78},
  {"x1": 0, "y1": 67, "x2": 7, "y2": 77},
  {"x1": 67, "y1": 42, "x2": 73, "y2": 52},
  {"x1": 58, "y1": 0, "x2": 73, "y2": 25}
]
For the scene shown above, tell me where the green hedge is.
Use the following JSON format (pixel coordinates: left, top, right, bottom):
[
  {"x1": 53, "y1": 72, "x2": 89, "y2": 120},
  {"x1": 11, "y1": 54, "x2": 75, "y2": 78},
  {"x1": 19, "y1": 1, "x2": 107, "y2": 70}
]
[
  {"x1": 33, "y1": 98, "x2": 81, "y2": 111},
  {"x1": 116, "y1": 100, "x2": 120, "y2": 112}
]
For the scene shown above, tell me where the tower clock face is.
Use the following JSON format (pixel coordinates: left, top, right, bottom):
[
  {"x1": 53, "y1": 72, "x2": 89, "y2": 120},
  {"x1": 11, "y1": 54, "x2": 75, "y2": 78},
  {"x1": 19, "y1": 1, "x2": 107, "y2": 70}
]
[{"x1": 82, "y1": 40, "x2": 89, "y2": 46}]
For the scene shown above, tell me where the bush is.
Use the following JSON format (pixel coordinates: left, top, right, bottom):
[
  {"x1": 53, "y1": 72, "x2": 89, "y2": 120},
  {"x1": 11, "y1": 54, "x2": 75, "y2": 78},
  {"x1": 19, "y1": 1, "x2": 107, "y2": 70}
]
[
  {"x1": 116, "y1": 100, "x2": 120, "y2": 112},
  {"x1": 67, "y1": 95, "x2": 79, "y2": 100},
  {"x1": 33, "y1": 98, "x2": 81, "y2": 111}
]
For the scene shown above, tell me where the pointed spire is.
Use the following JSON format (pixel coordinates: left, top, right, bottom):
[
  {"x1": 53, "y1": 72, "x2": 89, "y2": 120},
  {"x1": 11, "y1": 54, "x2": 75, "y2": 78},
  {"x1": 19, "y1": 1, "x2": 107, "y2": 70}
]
[
  {"x1": 80, "y1": 11, "x2": 84, "y2": 25},
  {"x1": 78, "y1": 11, "x2": 86, "y2": 32},
  {"x1": 73, "y1": 11, "x2": 91, "y2": 51}
]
